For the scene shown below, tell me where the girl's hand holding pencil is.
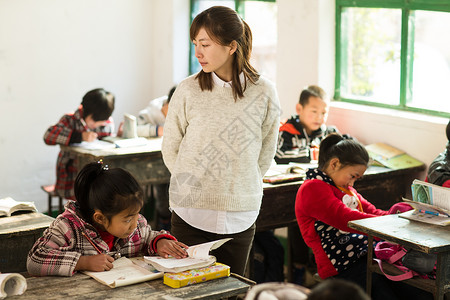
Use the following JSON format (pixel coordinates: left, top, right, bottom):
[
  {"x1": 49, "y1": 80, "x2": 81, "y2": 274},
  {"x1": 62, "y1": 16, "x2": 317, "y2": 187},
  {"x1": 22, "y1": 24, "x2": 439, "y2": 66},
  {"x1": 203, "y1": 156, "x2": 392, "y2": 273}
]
[
  {"x1": 75, "y1": 254, "x2": 115, "y2": 272},
  {"x1": 75, "y1": 231, "x2": 115, "y2": 272}
]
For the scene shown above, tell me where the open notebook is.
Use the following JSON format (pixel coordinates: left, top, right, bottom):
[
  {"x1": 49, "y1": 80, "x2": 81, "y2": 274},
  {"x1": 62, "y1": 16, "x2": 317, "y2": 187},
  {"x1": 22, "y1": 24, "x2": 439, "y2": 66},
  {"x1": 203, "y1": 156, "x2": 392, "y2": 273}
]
[
  {"x1": 144, "y1": 238, "x2": 231, "y2": 273},
  {"x1": 399, "y1": 179, "x2": 450, "y2": 226}
]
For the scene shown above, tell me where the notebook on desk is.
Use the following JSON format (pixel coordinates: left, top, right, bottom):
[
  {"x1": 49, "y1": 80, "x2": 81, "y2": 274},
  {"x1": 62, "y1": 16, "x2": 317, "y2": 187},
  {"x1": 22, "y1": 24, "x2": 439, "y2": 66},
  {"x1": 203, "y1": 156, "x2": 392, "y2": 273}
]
[
  {"x1": 263, "y1": 163, "x2": 309, "y2": 184},
  {"x1": 102, "y1": 136, "x2": 148, "y2": 148}
]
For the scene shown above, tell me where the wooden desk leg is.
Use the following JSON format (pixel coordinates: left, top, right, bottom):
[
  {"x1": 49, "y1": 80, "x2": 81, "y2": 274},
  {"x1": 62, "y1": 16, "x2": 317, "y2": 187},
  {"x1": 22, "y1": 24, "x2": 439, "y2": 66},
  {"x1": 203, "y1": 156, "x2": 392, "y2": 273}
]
[
  {"x1": 287, "y1": 226, "x2": 292, "y2": 283},
  {"x1": 435, "y1": 251, "x2": 449, "y2": 300},
  {"x1": 366, "y1": 235, "x2": 374, "y2": 297}
]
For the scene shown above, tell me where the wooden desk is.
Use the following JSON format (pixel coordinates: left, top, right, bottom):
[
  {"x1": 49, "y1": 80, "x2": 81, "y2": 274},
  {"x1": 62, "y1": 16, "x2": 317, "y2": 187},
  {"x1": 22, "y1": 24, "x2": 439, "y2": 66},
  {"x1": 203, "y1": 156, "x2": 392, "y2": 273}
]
[
  {"x1": 9, "y1": 272, "x2": 252, "y2": 300},
  {"x1": 0, "y1": 213, "x2": 54, "y2": 273},
  {"x1": 63, "y1": 137, "x2": 171, "y2": 187},
  {"x1": 348, "y1": 214, "x2": 450, "y2": 300}
]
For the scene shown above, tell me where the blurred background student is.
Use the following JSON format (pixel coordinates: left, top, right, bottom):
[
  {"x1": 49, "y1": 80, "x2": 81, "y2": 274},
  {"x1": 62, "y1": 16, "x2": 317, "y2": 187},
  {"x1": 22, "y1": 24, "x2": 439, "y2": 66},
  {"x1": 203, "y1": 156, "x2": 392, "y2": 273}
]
[
  {"x1": 275, "y1": 85, "x2": 338, "y2": 164},
  {"x1": 43, "y1": 88, "x2": 115, "y2": 201},
  {"x1": 136, "y1": 86, "x2": 176, "y2": 138}
]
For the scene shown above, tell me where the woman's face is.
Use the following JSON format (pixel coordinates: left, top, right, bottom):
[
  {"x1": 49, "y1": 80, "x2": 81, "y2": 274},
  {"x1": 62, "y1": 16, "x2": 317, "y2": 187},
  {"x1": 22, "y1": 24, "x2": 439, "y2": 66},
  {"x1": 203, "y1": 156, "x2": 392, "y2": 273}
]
[{"x1": 193, "y1": 28, "x2": 235, "y2": 82}]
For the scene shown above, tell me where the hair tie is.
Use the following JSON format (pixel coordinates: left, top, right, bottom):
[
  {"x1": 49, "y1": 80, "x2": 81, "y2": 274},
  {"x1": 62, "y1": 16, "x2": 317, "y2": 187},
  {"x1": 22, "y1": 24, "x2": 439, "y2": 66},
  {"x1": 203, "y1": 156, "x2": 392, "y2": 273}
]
[{"x1": 97, "y1": 159, "x2": 109, "y2": 171}]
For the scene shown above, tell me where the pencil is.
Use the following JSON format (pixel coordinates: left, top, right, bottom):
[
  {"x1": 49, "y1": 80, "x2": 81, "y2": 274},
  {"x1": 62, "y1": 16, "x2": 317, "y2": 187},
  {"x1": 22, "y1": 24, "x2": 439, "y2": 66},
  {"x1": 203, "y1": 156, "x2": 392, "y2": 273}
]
[
  {"x1": 417, "y1": 209, "x2": 449, "y2": 218},
  {"x1": 82, "y1": 231, "x2": 103, "y2": 254}
]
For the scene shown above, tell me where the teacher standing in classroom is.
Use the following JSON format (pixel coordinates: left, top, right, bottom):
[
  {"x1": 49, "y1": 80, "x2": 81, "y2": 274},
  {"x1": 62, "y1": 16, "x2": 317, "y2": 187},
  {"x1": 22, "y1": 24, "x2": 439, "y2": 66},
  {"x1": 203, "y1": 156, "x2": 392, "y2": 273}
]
[{"x1": 161, "y1": 5, "x2": 280, "y2": 275}]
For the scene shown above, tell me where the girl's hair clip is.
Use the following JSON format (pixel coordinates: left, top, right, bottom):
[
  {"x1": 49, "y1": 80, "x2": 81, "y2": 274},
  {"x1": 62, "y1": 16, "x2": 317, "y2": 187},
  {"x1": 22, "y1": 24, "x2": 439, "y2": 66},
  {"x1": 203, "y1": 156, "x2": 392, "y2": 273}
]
[{"x1": 97, "y1": 159, "x2": 109, "y2": 171}]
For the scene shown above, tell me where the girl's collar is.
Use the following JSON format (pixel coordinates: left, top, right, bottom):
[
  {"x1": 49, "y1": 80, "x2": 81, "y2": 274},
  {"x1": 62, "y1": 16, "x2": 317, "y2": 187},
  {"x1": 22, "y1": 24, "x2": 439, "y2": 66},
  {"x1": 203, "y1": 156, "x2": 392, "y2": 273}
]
[
  {"x1": 307, "y1": 168, "x2": 359, "y2": 197},
  {"x1": 306, "y1": 168, "x2": 335, "y2": 186}
]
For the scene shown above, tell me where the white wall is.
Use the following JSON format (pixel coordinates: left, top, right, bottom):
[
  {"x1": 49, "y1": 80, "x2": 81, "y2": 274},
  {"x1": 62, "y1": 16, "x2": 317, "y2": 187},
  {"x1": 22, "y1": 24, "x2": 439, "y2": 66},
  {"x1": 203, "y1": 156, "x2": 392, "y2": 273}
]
[
  {"x1": 0, "y1": 0, "x2": 185, "y2": 212},
  {"x1": 0, "y1": 0, "x2": 447, "y2": 212}
]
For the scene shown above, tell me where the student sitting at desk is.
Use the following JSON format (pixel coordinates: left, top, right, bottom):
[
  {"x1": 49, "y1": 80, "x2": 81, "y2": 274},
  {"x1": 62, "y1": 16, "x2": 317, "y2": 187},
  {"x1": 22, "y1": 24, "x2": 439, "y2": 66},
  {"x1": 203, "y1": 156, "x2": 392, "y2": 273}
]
[
  {"x1": 136, "y1": 86, "x2": 176, "y2": 138},
  {"x1": 43, "y1": 88, "x2": 115, "y2": 200},
  {"x1": 275, "y1": 85, "x2": 339, "y2": 164},
  {"x1": 427, "y1": 119, "x2": 450, "y2": 187},
  {"x1": 296, "y1": 133, "x2": 432, "y2": 300},
  {"x1": 27, "y1": 162, "x2": 188, "y2": 276}
]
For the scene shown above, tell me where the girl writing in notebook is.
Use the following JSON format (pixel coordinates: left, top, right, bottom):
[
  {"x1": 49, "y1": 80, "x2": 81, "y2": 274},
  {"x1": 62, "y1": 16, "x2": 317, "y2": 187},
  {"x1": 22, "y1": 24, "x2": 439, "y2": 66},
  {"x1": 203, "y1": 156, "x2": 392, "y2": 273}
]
[
  {"x1": 161, "y1": 6, "x2": 280, "y2": 276},
  {"x1": 296, "y1": 133, "x2": 432, "y2": 299},
  {"x1": 27, "y1": 161, "x2": 187, "y2": 276}
]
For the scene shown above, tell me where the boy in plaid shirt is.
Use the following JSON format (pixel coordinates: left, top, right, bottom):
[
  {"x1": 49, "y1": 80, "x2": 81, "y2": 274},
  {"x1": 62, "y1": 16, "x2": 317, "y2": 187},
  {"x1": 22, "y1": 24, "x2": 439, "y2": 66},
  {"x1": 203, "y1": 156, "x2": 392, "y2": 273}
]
[{"x1": 44, "y1": 88, "x2": 115, "y2": 200}]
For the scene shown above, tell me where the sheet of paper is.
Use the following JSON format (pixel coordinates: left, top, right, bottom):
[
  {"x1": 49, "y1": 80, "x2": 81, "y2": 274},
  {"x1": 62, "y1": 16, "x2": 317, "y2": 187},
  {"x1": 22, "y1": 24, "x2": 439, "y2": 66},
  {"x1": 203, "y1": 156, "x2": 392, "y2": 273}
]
[
  {"x1": 145, "y1": 255, "x2": 215, "y2": 269},
  {"x1": 187, "y1": 238, "x2": 232, "y2": 257},
  {"x1": 72, "y1": 140, "x2": 116, "y2": 150},
  {"x1": 83, "y1": 257, "x2": 162, "y2": 288},
  {"x1": 398, "y1": 210, "x2": 450, "y2": 226}
]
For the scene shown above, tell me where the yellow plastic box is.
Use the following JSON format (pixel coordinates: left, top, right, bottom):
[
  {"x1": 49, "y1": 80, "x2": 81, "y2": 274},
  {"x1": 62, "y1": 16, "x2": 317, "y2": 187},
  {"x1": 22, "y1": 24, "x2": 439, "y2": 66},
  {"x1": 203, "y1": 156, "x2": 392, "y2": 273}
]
[{"x1": 163, "y1": 263, "x2": 230, "y2": 288}]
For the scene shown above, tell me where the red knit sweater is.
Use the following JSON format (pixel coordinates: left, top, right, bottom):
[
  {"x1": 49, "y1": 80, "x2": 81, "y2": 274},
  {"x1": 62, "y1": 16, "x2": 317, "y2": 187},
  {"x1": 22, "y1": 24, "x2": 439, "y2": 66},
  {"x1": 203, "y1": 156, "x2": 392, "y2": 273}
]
[{"x1": 295, "y1": 179, "x2": 388, "y2": 279}]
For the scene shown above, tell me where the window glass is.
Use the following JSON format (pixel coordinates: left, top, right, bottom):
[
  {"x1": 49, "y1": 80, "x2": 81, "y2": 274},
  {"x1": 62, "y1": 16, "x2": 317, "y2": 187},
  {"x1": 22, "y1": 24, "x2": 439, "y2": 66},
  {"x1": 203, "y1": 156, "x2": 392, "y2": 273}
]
[
  {"x1": 242, "y1": 1, "x2": 277, "y2": 82},
  {"x1": 340, "y1": 7, "x2": 401, "y2": 105},
  {"x1": 410, "y1": 10, "x2": 450, "y2": 113}
]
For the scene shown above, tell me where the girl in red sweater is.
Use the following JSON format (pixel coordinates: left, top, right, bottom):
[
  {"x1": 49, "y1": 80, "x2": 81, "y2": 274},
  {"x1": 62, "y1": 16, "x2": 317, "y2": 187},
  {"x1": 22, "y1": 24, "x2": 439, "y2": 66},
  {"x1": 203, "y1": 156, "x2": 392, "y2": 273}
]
[{"x1": 296, "y1": 133, "x2": 432, "y2": 300}]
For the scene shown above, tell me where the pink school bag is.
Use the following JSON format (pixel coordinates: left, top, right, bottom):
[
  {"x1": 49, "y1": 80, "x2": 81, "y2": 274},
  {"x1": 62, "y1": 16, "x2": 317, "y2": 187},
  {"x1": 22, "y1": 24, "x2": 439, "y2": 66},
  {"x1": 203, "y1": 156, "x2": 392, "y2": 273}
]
[{"x1": 374, "y1": 241, "x2": 429, "y2": 281}]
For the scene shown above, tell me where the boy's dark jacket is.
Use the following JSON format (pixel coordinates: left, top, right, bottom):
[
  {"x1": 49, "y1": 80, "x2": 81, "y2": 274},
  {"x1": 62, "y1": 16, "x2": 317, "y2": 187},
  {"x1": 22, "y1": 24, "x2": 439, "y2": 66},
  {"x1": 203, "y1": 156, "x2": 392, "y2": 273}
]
[
  {"x1": 275, "y1": 114, "x2": 338, "y2": 164},
  {"x1": 427, "y1": 143, "x2": 450, "y2": 187}
]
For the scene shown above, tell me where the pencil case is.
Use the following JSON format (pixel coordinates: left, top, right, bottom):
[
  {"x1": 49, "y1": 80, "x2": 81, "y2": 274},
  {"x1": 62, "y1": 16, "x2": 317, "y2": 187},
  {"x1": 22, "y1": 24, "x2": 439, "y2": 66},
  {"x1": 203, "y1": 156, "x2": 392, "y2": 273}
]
[{"x1": 163, "y1": 263, "x2": 230, "y2": 288}]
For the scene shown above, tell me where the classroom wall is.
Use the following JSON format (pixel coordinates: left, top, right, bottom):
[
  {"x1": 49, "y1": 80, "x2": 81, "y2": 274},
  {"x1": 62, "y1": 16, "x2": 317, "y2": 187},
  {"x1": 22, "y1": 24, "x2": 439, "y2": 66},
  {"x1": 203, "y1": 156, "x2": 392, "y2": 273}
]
[
  {"x1": 0, "y1": 0, "x2": 447, "y2": 212},
  {"x1": 0, "y1": 0, "x2": 188, "y2": 212}
]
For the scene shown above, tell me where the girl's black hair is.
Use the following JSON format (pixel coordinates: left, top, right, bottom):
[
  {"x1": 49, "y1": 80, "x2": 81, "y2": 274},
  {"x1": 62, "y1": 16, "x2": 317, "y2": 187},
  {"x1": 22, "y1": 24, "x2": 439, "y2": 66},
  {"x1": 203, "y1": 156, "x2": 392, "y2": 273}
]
[
  {"x1": 74, "y1": 162, "x2": 144, "y2": 224},
  {"x1": 318, "y1": 133, "x2": 369, "y2": 170},
  {"x1": 81, "y1": 88, "x2": 115, "y2": 122}
]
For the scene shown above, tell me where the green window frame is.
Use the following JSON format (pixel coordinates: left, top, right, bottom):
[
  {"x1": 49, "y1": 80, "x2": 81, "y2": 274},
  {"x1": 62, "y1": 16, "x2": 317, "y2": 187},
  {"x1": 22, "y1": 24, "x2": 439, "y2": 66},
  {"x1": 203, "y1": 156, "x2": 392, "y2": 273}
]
[
  {"x1": 335, "y1": 0, "x2": 450, "y2": 118},
  {"x1": 189, "y1": 0, "x2": 276, "y2": 76}
]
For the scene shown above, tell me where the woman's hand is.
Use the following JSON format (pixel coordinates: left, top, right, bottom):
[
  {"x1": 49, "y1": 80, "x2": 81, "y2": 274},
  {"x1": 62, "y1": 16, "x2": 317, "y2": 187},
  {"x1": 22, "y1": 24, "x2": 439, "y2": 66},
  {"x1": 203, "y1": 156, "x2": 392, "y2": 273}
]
[{"x1": 156, "y1": 239, "x2": 189, "y2": 259}]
